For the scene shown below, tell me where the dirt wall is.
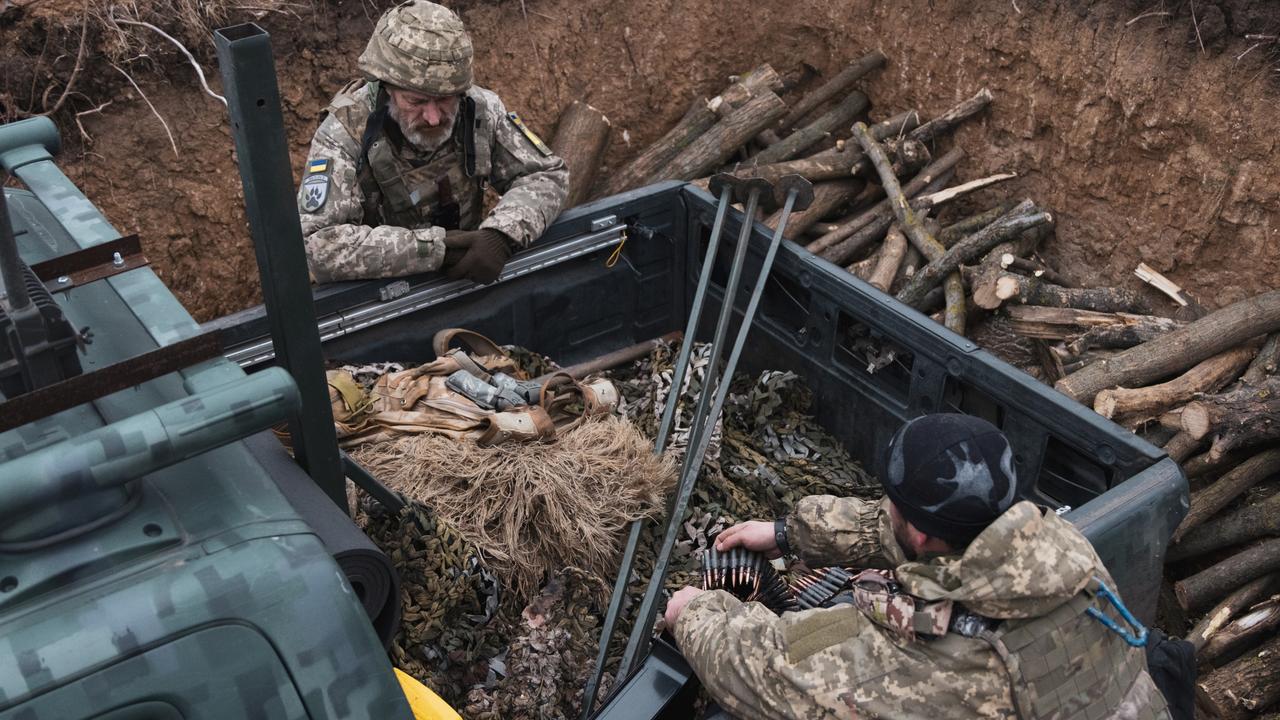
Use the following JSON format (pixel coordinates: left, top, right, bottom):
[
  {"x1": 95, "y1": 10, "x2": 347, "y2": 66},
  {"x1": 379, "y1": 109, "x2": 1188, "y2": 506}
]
[{"x1": 5, "y1": 0, "x2": 1279, "y2": 320}]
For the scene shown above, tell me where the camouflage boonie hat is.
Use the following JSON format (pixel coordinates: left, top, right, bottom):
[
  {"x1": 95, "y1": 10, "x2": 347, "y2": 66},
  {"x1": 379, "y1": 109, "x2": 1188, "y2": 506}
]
[{"x1": 358, "y1": 0, "x2": 474, "y2": 96}]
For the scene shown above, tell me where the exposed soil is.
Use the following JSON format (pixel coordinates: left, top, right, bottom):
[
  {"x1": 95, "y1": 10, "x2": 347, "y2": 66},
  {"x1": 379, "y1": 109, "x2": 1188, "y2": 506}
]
[{"x1": 2, "y1": 0, "x2": 1280, "y2": 321}]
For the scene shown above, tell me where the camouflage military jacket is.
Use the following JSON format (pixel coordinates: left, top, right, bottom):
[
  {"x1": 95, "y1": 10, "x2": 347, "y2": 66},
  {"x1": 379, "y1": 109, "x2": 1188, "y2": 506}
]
[
  {"x1": 676, "y1": 499, "x2": 1170, "y2": 720},
  {"x1": 297, "y1": 81, "x2": 568, "y2": 283}
]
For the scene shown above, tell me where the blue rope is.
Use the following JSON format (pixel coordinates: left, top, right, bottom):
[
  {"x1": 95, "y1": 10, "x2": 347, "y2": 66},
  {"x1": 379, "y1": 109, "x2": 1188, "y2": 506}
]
[{"x1": 1086, "y1": 578, "x2": 1148, "y2": 648}]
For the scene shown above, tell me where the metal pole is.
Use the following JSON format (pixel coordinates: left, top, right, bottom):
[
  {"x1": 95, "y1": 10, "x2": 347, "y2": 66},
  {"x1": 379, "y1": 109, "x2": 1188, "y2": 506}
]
[
  {"x1": 579, "y1": 183, "x2": 734, "y2": 719},
  {"x1": 0, "y1": 189, "x2": 31, "y2": 311},
  {"x1": 213, "y1": 24, "x2": 346, "y2": 510},
  {"x1": 617, "y1": 183, "x2": 765, "y2": 680}
]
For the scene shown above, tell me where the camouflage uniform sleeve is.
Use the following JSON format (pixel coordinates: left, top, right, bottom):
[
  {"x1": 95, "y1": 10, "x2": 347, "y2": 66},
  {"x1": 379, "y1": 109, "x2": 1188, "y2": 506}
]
[
  {"x1": 297, "y1": 114, "x2": 446, "y2": 283},
  {"x1": 476, "y1": 92, "x2": 569, "y2": 248},
  {"x1": 785, "y1": 495, "x2": 901, "y2": 568},
  {"x1": 677, "y1": 591, "x2": 1018, "y2": 720},
  {"x1": 674, "y1": 591, "x2": 859, "y2": 720}
]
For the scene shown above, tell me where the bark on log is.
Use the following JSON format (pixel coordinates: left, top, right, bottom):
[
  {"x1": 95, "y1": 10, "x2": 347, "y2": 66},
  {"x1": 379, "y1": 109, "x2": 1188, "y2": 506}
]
[
  {"x1": 1065, "y1": 317, "x2": 1184, "y2": 355},
  {"x1": 730, "y1": 110, "x2": 920, "y2": 185},
  {"x1": 551, "y1": 100, "x2": 612, "y2": 208},
  {"x1": 1163, "y1": 431, "x2": 1205, "y2": 463},
  {"x1": 1242, "y1": 333, "x2": 1280, "y2": 387},
  {"x1": 986, "y1": 273, "x2": 1153, "y2": 314},
  {"x1": 659, "y1": 91, "x2": 788, "y2": 182},
  {"x1": 898, "y1": 203, "x2": 1050, "y2": 309},
  {"x1": 752, "y1": 90, "x2": 869, "y2": 165},
  {"x1": 1168, "y1": 491, "x2": 1280, "y2": 563},
  {"x1": 1093, "y1": 345, "x2": 1257, "y2": 421},
  {"x1": 868, "y1": 225, "x2": 908, "y2": 292},
  {"x1": 1195, "y1": 632, "x2": 1280, "y2": 719},
  {"x1": 1200, "y1": 596, "x2": 1280, "y2": 667},
  {"x1": 813, "y1": 149, "x2": 962, "y2": 263},
  {"x1": 1175, "y1": 537, "x2": 1280, "y2": 612},
  {"x1": 1002, "y1": 306, "x2": 1183, "y2": 342},
  {"x1": 937, "y1": 201, "x2": 1020, "y2": 247},
  {"x1": 1055, "y1": 290, "x2": 1280, "y2": 405},
  {"x1": 774, "y1": 51, "x2": 886, "y2": 132},
  {"x1": 849, "y1": 121, "x2": 943, "y2": 276},
  {"x1": 907, "y1": 88, "x2": 994, "y2": 146},
  {"x1": 1001, "y1": 253, "x2": 1071, "y2": 287},
  {"x1": 1188, "y1": 572, "x2": 1280, "y2": 651},
  {"x1": 848, "y1": 254, "x2": 878, "y2": 281},
  {"x1": 1184, "y1": 446, "x2": 1258, "y2": 481},
  {"x1": 600, "y1": 64, "x2": 779, "y2": 196},
  {"x1": 1173, "y1": 448, "x2": 1280, "y2": 543},
  {"x1": 765, "y1": 179, "x2": 864, "y2": 240},
  {"x1": 1182, "y1": 377, "x2": 1280, "y2": 459}
]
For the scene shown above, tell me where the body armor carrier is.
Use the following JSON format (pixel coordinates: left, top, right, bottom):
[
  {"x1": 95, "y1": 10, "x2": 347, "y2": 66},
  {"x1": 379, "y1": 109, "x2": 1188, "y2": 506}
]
[
  {"x1": 328, "y1": 81, "x2": 492, "y2": 231},
  {"x1": 850, "y1": 571, "x2": 1166, "y2": 720}
]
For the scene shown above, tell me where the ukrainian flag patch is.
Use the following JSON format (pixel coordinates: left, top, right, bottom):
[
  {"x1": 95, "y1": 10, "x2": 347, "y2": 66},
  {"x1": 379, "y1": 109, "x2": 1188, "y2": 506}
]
[
  {"x1": 507, "y1": 113, "x2": 553, "y2": 157},
  {"x1": 307, "y1": 158, "x2": 330, "y2": 174}
]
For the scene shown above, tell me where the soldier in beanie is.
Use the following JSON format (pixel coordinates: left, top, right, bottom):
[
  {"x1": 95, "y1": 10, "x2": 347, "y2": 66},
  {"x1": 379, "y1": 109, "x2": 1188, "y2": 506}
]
[
  {"x1": 296, "y1": 1, "x2": 568, "y2": 284},
  {"x1": 664, "y1": 413, "x2": 1171, "y2": 720}
]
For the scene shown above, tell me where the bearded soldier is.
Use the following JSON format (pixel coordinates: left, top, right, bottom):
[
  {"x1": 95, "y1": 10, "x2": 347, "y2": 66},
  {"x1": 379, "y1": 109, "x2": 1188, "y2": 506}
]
[
  {"x1": 664, "y1": 414, "x2": 1172, "y2": 720},
  {"x1": 297, "y1": 1, "x2": 568, "y2": 284}
]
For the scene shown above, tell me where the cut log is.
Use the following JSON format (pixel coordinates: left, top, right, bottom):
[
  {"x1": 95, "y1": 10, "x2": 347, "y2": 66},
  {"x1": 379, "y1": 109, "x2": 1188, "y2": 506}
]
[
  {"x1": 1195, "y1": 632, "x2": 1280, "y2": 719},
  {"x1": 1055, "y1": 290, "x2": 1280, "y2": 405},
  {"x1": 1175, "y1": 537, "x2": 1280, "y2": 613},
  {"x1": 1001, "y1": 253, "x2": 1071, "y2": 287},
  {"x1": 1093, "y1": 345, "x2": 1258, "y2": 421},
  {"x1": 1188, "y1": 572, "x2": 1280, "y2": 651},
  {"x1": 1184, "y1": 446, "x2": 1259, "y2": 480},
  {"x1": 813, "y1": 149, "x2": 963, "y2": 263},
  {"x1": 1064, "y1": 316, "x2": 1184, "y2": 355},
  {"x1": 773, "y1": 51, "x2": 886, "y2": 132},
  {"x1": 907, "y1": 88, "x2": 994, "y2": 146},
  {"x1": 1173, "y1": 448, "x2": 1280, "y2": 542},
  {"x1": 937, "y1": 201, "x2": 1020, "y2": 247},
  {"x1": 847, "y1": 254, "x2": 878, "y2": 281},
  {"x1": 1200, "y1": 596, "x2": 1280, "y2": 666},
  {"x1": 765, "y1": 179, "x2": 864, "y2": 240},
  {"x1": 868, "y1": 225, "x2": 908, "y2": 293},
  {"x1": 985, "y1": 273, "x2": 1153, "y2": 314},
  {"x1": 550, "y1": 100, "x2": 612, "y2": 208},
  {"x1": 730, "y1": 110, "x2": 920, "y2": 185},
  {"x1": 658, "y1": 91, "x2": 788, "y2": 182},
  {"x1": 752, "y1": 90, "x2": 869, "y2": 165},
  {"x1": 1168, "y1": 491, "x2": 1280, "y2": 563},
  {"x1": 1163, "y1": 431, "x2": 1204, "y2": 463},
  {"x1": 1181, "y1": 376, "x2": 1280, "y2": 459},
  {"x1": 1003, "y1": 306, "x2": 1183, "y2": 342},
  {"x1": 600, "y1": 64, "x2": 779, "y2": 196},
  {"x1": 1242, "y1": 333, "x2": 1280, "y2": 387},
  {"x1": 898, "y1": 202, "x2": 1051, "y2": 309}
]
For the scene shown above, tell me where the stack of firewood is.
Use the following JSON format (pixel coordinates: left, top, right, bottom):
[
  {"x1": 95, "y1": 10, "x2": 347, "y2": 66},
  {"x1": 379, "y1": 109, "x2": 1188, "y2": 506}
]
[
  {"x1": 1034, "y1": 288, "x2": 1280, "y2": 718},
  {"x1": 551, "y1": 56, "x2": 1280, "y2": 717}
]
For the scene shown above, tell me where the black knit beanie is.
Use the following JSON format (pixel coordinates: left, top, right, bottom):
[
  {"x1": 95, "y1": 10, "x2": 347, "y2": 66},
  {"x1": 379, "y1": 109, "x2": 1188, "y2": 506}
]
[{"x1": 881, "y1": 413, "x2": 1019, "y2": 547}]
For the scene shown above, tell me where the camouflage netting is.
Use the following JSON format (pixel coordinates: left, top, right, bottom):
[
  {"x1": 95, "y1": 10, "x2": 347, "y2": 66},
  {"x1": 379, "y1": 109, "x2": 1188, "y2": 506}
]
[{"x1": 353, "y1": 340, "x2": 880, "y2": 717}]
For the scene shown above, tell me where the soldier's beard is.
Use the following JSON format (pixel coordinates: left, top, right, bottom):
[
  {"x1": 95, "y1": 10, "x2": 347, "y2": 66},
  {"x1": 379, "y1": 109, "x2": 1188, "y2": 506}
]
[{"x1": 388, "y1": 102, "x2": 457, "y2": 152}]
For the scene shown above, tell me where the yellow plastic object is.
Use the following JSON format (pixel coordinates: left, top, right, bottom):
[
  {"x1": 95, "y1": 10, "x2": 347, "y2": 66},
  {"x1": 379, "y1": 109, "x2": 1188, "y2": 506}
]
[{"x1": 394, "y1": 668, "x2": 462, "y2": 720}]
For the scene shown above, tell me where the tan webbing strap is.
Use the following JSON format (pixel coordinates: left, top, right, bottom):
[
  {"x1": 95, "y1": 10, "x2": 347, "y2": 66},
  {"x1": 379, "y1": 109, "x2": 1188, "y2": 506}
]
[{"x1": 432, "y1": 328, "x2": 508, "y2": 360}]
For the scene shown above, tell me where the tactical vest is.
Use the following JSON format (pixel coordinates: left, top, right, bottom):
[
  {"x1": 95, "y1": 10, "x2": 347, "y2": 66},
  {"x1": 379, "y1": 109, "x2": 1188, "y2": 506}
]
[
  {"x1": 976, "y1": 580, "x2": 1166, "y2": 719},
  {"x1": 327, "y1": 80, "x2": 493, "y2": 231},
  {"x1": 852, "y1": 572, "x2": 1168, "y2": 720}
]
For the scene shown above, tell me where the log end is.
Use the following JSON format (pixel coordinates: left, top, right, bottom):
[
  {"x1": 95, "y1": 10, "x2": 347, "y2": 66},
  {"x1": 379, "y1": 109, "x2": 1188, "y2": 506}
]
[
  {"x1": 1182, "y1": 401, "x2": 1212, "y2": 440},
  {"x1": 994, "y1": 274, "x2": 1021, "y2": 301},
  {"x1": 1093, "y1": 390, "x2": 1118, "y2": 419}
]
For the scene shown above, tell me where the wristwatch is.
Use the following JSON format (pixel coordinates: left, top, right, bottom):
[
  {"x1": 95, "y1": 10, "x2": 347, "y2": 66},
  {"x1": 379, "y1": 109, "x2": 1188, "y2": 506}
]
[{"x1": 774, "y1": 518, "x2": 792, "y2": 557}]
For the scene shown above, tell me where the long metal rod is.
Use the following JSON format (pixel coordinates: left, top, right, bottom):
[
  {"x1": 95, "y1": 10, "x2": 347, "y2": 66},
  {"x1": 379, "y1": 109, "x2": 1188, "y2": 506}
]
[
  {"x1": 579, "y1": 184, "x2": 733, "y2": 719},
  {"x1": 0, "y1": 188, "x2": 31, "y2": 311},
  {"x1": 214, "y1": 24, "x2": 347, "y2": 511},
  {"x1": 617, "y1": 186, "x2": 763, "y2": 681}
]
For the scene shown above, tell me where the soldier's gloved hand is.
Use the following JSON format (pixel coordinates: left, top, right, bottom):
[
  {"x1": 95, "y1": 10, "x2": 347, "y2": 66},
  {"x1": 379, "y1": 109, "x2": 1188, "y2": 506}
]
[
  {"x1": 442, "y1": 229, "x2": 512, "y2": 284},
  {"x1": 714, "y1": 520, "x2": 782, "y2": 559}
]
